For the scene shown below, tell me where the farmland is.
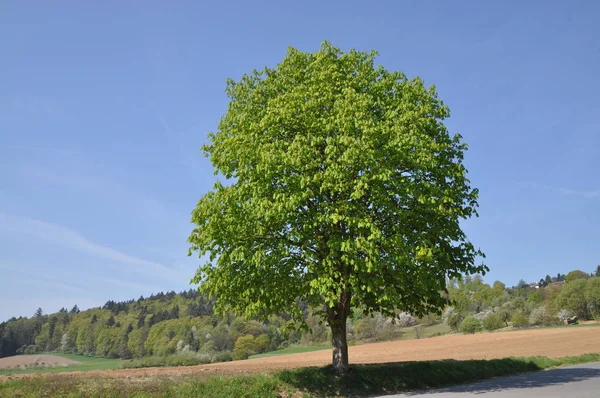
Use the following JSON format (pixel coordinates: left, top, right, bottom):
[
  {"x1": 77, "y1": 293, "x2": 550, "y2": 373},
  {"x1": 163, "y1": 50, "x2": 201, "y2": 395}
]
[{"x1": 2, "y1": 325, "x2": 598, "y2": 380}]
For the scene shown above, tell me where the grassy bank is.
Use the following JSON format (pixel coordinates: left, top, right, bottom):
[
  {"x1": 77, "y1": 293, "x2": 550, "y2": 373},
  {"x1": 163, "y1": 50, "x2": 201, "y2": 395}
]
[
  {"x1": 2, "y1": 353, "x2": 600, "y2": 397},
  {"x1": 0, "y1": 353, "x2": 121, "y2": 376},
  {"x1": 249, "y1": 345, "x2": 331, "y2": 359}
]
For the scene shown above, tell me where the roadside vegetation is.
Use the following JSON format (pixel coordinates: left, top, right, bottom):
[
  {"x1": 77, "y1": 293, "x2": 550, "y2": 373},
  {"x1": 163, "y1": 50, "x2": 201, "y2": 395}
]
[{"x1": 3, "y1": 354, "x2": 600, "y2": 397}]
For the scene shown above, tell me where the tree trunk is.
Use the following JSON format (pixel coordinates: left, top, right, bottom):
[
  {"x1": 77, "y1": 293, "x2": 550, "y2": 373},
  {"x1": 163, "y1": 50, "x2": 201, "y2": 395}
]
[{"x1": 331, "y1": 317, "x2": 349, "y2": 375}]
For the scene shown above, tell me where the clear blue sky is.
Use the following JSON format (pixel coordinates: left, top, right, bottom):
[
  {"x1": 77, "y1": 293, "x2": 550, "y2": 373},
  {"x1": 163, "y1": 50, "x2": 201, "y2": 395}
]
[{"x1": 1, "y1": 1, "x2": 598, "y2": 321}]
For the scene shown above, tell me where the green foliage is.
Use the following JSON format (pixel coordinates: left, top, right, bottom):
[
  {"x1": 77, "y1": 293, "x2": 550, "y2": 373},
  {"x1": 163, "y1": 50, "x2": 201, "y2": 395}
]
[
  {"x1": 188, "y1": 41, "x2": 485, "y2": 373},
  {"x1": 511, "y1": 311, "x2": 529, "y2": 327},
  {"x1": 584, "y1": 277, "x2": 600, "y2": 318},
  {"x1": 233, "y1": 335, "x2": 258, "y2": 360},
  {"x1": 528, "y1": 307, "x2": 556, "y2": 326},
  {"x1": 459, "y1": 316, "x2": 481, "y2": 334},
  {"x1": 496, "y1": 308, "x2": 511, "y2": 326},
  {"x1": 447, "y1": 313, "x2": 464, "y2": 332},
  {"x1": 566, "y1": 270, "x2": 590, "y2": 283},
  {"x1": 556, "y1": 279, "x2": 589, "y2": 319},
  {"x1": 121, "y1": 353, "x2": 214, "y2": 369},
  {"x1": 482, "y1": 314, "x2": 504, "y2": 331}
]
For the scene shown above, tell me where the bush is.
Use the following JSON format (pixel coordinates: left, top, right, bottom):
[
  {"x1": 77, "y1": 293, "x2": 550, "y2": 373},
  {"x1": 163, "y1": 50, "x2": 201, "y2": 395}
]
[
  {"x1": 482, "y1": 314, "x2": 504, "y2": 331},
  {"x1": 511, "y1": 311, "x2": 529, "y2": 327},
  {"x1": 447, "y1": 313, "x2": 464, "y2": 332},
  {"x1": 233, "y1": 335, "x2": 258, "y2": 359},
  {"x1": 496, "y1": 308, "x2": 511, "y2": 326},
  {"x1": 121, "y1": 353, "x2": 212, "y2": 369},
  {"x1": 459, "y1": 317, "x2": 482, "y2": 334},
  {"x1": 529, "y1": 306, "x2": 556, "y2": 326},
  {"x1": 213, "y1": 351, "x2": 233, "y2": 363},
  {"x1": 557, "y1": 309, "x2": 573, "y2": 323},
  {"x1": 396, "y1": 312, "x2": 417, "y2": 327}
]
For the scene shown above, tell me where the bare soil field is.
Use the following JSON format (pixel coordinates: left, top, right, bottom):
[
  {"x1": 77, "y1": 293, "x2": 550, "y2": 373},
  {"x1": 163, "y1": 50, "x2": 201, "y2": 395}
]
[
  {"x1": 2, "y1": 327, "x2": 600, "y2": 381},
  {"x1": 0, "y1": 355, "x2": 80, "y2": 370}
]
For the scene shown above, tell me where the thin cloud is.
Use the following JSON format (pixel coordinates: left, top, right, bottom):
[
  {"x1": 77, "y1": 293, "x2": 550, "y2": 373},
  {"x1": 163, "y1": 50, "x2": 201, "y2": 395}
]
[
  {"x1": 0, "y1": 213, "x2": 180, "y2": 280},
  {"x1": 517, "y1": 182, "x2": 599, "y2": 198},
  {"x1": 0, "y1": 265, "x2": 87, "y2": 294}
]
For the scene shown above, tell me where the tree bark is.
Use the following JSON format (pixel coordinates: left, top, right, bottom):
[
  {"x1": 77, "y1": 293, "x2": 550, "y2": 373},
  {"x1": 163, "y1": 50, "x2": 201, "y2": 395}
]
[{"x1": 330, "y1": 315, "x2": 349, "y2": 375}]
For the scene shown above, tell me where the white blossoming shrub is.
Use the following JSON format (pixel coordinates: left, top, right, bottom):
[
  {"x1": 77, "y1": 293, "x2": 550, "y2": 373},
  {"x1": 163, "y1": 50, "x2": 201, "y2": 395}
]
[{"x1": 397, "y1": 312, "x2": 417, "y2": 327}]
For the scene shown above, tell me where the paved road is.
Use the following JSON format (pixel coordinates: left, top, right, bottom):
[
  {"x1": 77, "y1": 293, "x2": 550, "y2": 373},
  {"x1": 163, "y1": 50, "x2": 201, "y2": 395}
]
[{"x1": 379, "y1": 362, "x2": 600, "y2": 397}]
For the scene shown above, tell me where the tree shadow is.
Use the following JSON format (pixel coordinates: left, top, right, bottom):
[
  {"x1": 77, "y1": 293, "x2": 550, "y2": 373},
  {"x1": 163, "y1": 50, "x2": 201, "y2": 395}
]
[
  {"x1": 406, "y1": 365, "x2": 600, "y2": 395},
  {"x1": 276, "y1": 359, "x2": 599, "y2": 397}
]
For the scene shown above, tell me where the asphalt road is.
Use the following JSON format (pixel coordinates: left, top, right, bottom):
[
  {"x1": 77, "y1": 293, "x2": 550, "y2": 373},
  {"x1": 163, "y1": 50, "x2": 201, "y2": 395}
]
[{"x1": 379, "y1": 362, "x2": 600, "y2": 398}]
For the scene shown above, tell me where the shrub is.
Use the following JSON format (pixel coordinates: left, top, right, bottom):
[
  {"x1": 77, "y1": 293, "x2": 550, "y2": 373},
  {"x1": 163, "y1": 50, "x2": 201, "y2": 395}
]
[
  {"x1": 511, "y1": 311, "x2": 529, "y2": 327},
  {"x1": 482, "y1": 314, "x2": 504, "y2": 331},
  {"x1": 459, "y1": 317, "x2": 482, "y2": 334},
  {"x1": 529, "y1": 306, "x2": 556, "y2": 326},
  {"x1": 447, "y1": 313, "x2": 464, "y2": 332},
  {"x1": 120, "y1": 353, "x2": 212, "y2": 369},
  {"x1": 396, "y1": 312, "x2": 417, "y2": 327},
  {"x1": 473, "y1": 310, "x2": 493, "y2": 321},
  {"x1": 441, "y1": 307, "x2": 454, "y2": 324},
  {"x1": 557, "y1": 309, "x2": 573, "y2": 323},
  {"x1": 496, "y1": 308, "x2": 511, "y2": 326},
  {"x1": 212, "y1": 351, "x2": 233, "y2": 363}
]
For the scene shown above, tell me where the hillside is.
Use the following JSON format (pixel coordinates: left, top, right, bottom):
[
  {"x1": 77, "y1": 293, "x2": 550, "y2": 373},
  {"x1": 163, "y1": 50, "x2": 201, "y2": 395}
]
[{"x1": 1, "y1": 267, "x2": 599, "y2": 364}]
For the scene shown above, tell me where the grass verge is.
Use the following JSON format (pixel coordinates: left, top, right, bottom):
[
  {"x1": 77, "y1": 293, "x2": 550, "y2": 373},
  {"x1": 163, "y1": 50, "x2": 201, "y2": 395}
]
[
  {"x1": 249, "y1": 345, "x2": 331, "y2": 359},
  {"x1": 1, "y1": 353, "x2": 599, "y2": 397}
]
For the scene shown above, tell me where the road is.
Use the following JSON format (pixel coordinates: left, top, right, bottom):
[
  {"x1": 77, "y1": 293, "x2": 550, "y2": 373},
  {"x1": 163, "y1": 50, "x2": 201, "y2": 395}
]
[{"x1": 379, "y1": 362, "x2": 600, "y2": 397}]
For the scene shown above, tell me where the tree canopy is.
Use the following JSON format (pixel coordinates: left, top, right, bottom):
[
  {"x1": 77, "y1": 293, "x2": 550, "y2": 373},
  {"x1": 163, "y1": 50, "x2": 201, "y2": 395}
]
[{"x1": 188, "y1": 42, "x2": 485, "y2": 373}]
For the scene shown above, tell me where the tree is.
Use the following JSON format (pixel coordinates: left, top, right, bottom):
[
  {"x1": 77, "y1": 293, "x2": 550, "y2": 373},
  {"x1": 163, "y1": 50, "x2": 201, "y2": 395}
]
[
  {"x1": 516, "y1": 280, "x2": 528, "y2": 289},
  {"x1": 511, "y1": 311, "x2": 528, "y2": 327},
  {"x1": 555, "y1": 279, "x2": 588, "y2": 319},
  {"x1": 34, "y1": 308, "x2": 43, "y2": 318},
  {"x1": 188, "y1": 42, "x2": 485, "y2": 375},
  {"x1": 482, "y1": 314, "x2": 503, "y2": 331},
  {"x1": 565, "y1": 270, "x2": 589, "y2": 283},
  {"x1": 459, "y1": 317, "x2": 482, "y2": 334},
  {"x1": 497, "y1": 307, "x2": 511, "y2": 326},
  {"x1": 595, "y1": 265, "x2": 600, "y2": 278},
  {"x1": 70, "y1": 305, "x2": 80, "y2": 314},
  {"x1": 584, "y1": 277, "x2": 600, "y2": 318},
  {"x1": 545, "y1": 275, "x2": 552, "y2": 285}
]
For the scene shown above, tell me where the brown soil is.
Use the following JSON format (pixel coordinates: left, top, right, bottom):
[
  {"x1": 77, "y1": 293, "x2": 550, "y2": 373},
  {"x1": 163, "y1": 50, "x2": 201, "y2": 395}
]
[
  {"x1": 3, "y1": 327, "x2": 600, "y2": 381},
  {"x1": 0, "y1": 354, "x2": 80, "y2": 370}
]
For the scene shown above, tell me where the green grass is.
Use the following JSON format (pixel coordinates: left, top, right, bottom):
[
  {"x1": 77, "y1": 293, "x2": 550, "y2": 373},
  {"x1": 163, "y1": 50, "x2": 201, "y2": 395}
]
[
  {"x1": 398, "y1": 322, "x2": 451, "y2": 339},
  {"x1": 249, "y1": 345, "x2": 331, "y2": 359},
  {"x1": 2, "y1": 353, "x2": 600, "y2": 397},
  {"x1": 0, "y1": 353, "x2": 122, "y2": 376}
]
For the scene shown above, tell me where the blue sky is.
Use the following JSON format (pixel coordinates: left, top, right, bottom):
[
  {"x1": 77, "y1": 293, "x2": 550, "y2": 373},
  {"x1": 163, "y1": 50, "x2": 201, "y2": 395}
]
[{"x1": 1, "y1": 1, "x2": 598, "y2": 321}]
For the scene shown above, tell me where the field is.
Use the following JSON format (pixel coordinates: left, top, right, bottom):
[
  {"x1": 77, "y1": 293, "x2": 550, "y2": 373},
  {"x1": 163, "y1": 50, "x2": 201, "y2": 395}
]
[
  {"x1": 2, "y1": 326, "x2": 599, "y2": 381},
  {"x1": 0, "y1": 354, "x2": 121, "y2": 376},
  {"x1": 2, "y1": 327, "x2": 600, "y2": 397}
]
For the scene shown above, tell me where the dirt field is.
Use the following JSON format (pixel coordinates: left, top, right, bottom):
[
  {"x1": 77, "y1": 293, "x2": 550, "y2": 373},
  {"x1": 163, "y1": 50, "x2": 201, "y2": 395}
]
[
  {"x1": 2, "y1": 327, "x2": 600, "y2": 381},
  {"x1": 0, "y1": 354, "x2": 80, "y2": 370}
]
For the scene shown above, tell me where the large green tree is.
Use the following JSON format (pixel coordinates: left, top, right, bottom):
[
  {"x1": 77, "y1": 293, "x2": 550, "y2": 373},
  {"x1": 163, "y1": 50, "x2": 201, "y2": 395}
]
[{"x1": 188, "y1": 42, "x2": 485, "y2": 374}]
